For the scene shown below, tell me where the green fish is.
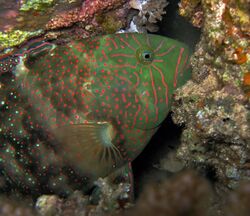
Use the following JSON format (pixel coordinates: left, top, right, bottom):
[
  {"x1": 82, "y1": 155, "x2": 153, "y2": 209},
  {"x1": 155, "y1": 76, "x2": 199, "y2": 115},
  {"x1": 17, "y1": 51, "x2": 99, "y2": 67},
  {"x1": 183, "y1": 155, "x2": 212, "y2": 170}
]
[{"x1": 0, "y1": 33, "x2": 191, "y2": 196}]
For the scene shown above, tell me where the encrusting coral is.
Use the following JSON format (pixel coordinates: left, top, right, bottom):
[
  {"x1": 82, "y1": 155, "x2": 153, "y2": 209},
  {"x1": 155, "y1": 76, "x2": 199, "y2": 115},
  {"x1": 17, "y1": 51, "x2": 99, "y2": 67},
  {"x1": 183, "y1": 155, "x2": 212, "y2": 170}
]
[
  {"x1": 0, "y1": 0, "x2": 170, "y2": 53},
  {"x1": 0, "y1": 0, "x2": 130, "y2": 52},
  {"x1": 172, "y1": 0, "x2": 250, "y2": 193}
]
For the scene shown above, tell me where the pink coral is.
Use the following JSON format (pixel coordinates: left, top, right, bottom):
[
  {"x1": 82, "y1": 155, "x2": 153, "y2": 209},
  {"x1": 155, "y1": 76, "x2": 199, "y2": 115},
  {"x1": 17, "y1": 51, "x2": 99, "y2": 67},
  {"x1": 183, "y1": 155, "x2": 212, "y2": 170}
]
[{"x1": 46, "y1": 0, "x2": 127, "y2": 30}]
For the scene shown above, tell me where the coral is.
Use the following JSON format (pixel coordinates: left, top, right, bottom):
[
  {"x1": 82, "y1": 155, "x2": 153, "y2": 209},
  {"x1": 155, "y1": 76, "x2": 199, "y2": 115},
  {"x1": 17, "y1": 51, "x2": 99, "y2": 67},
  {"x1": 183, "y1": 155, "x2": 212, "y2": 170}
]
[
  {"x1": 172, "y1": 0, "x2": 250, "y2": 193},
  {"x1": 45, "y1": 0, "x2": 127, "y2": 30},
  {"x1": 123, "y1": 171, "x2": 213, "y2": 216},
  {"x1": 0, "y1": 0, "x2": 58, "y2": 49},
  {"x1": 96, "y1": 11, "x2": 124, "y2": 34},
  {"x1": 179, "y1": 0, "x2": 203, "y2": 28},
  {"x1": 35, "y1": 191, "x2": 89, "y2": 216},
  {"x1": 11, "y1": 1, "x2": 83, "y2": 32},
  {"x1": 243, "y1": 72, "x2": 250, "y2": 97},
  {"x1": 88, "y1": 177, "x2": 132, "y2": 214},
  {"x1": 224, "y1": 182, "x2": 250, "y2": 216},
  {"x1": 34, "y1": 177, "x2": 131, "y2": 216},
  {"x1": 0, "y1": 0, "x2": 130, "y2": 52},
  {"x1": 33, "y1": 171, "x2": 213, "y2": 216},
  {"x1": 122, "y1": 172, "x2": 250, "y2": 216},
  {"x1": 129, "y1": 0, "x2": 169, "y2": 32},
  {"x1": 5, "y1": 170, "x2": 250, "y2": 216},
  {"x1": 0, "y1": 0, "x2": 171, "y2": 52},
  {"x1": 36, "y1": 194, "x2": 63, "y2": 215}
]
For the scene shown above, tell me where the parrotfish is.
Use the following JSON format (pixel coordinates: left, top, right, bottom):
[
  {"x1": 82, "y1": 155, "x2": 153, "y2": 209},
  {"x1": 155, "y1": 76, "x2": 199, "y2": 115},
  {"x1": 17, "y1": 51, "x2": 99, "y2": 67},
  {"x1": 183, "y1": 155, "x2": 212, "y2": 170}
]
[{"x1": 0, "y1": 33, "x2": 191, "y2": 196}]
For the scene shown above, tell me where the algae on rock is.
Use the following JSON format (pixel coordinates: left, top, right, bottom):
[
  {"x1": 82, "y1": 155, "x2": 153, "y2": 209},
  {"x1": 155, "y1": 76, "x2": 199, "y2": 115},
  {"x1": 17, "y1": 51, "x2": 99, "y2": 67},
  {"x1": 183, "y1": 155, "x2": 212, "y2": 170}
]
[{"x1": 172, "y1": 0, "x2": 250, "y2": 193}]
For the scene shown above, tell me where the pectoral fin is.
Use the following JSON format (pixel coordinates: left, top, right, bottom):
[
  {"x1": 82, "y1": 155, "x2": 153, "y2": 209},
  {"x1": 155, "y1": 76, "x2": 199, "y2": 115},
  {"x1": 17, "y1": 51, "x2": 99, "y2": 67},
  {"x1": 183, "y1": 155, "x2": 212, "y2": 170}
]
[{"x1": 52, "y1": 122, "x2": 124, "y2": 177}]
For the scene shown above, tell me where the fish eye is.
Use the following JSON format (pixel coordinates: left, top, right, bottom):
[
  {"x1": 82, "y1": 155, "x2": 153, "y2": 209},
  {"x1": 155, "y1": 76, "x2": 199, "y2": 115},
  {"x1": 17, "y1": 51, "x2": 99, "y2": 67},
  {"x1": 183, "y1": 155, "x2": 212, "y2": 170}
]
[
  {"x1": 136, "y1": 46, "x2": 154, "y2": 65},
  {"x1": 142, "y1": 51, "x2": 153, "y2": 61}
]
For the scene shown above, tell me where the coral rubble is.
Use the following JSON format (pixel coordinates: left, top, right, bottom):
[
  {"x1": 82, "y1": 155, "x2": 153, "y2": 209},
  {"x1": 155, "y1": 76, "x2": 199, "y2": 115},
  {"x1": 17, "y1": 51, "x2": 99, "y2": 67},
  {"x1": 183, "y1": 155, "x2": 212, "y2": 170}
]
[
  {"x1": 173, "y1": 0, "x2": 250, "y2": 193},
  {"x1": 35, "y1": 177, "x2": 131, "y2": 216},
  {"x1": 129, "y1": 0, "x2": 169, "y2": 32},
  {"x1": 35, "y1": 192, "x2": 89, "y2": 216},
  {"x1": 3, "y1": 170, "x2": 250, "y2": 216}
]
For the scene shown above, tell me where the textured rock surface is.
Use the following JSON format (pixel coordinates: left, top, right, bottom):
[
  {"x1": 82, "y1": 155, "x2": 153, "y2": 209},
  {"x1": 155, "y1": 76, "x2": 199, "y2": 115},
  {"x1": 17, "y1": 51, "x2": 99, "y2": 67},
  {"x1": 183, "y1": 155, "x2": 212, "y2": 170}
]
[
  {"x1": 0, "y1": 0, "x2": 170, "y2": 53},
  {"x1": 0, "y1": 0, "x2": 130, "y2": 52},
  {"x1": 172, "y1": 0, "x2": 250, "y2": 193}
]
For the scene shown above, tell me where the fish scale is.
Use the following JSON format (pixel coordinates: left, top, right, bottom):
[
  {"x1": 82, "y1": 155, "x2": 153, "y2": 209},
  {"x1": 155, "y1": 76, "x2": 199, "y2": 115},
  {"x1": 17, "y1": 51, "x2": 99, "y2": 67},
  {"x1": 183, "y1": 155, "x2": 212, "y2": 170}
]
[{"x1": 0, "y1": 33, "x2": 191, "y2": 196}]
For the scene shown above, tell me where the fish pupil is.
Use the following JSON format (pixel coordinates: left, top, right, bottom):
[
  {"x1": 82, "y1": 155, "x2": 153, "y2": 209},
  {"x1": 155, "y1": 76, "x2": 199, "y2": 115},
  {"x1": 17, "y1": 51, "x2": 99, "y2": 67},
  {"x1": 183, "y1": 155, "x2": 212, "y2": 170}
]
[{"x1": 142, "y1": 51, "x2": 152, "y2": 61}]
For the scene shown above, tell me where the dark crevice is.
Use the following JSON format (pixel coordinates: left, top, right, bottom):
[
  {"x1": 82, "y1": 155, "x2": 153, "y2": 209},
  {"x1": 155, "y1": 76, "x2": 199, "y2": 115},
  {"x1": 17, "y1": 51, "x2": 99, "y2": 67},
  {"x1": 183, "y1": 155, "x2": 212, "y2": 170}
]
[{"x1": 133, "y1": 0, "x2": 201, "y2": 199}]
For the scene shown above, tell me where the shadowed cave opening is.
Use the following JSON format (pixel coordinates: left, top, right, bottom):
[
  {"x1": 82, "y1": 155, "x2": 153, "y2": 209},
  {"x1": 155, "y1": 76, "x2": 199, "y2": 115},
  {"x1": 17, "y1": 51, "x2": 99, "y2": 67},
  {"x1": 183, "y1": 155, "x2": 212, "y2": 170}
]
[
  {"x1": 132, "y1": 0, "x2": 201, "y2": 199},
  {"x1": 133, "y1": 114, "x2": 183, "y2": 198}
]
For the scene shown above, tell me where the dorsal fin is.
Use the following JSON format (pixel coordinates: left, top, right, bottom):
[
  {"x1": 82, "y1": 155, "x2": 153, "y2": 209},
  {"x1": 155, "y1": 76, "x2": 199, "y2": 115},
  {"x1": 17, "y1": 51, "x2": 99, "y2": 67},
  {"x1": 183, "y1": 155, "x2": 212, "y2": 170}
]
[{"x1": 25, "y1": 42, "x2": 54, "y2": 69}]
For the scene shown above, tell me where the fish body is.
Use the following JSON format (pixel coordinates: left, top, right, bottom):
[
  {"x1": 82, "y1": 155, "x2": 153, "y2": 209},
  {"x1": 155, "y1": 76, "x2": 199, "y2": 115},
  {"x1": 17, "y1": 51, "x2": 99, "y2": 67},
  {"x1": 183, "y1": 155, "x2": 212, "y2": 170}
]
[{"x1": 0, "y1": 33, "x2": 191, "y2": 195}]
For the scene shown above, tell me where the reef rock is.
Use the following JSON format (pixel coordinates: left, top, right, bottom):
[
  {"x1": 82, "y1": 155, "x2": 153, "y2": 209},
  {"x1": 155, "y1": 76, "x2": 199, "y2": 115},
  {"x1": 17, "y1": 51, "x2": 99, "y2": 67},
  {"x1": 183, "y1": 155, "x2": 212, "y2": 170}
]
[{"x1": 173, "y1": 0, "x2": 250, "y2": 193}]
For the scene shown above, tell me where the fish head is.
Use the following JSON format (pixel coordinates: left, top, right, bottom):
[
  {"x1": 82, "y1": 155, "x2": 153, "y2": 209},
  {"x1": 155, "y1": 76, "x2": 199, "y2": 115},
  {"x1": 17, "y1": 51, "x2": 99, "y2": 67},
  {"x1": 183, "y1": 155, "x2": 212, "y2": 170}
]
[
  {"x1": 101, "y1": 33, "x2": 191, "y2": 129},
  {"x1": 11, "y1": 33, "x2": 191, "y2": 132}
]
